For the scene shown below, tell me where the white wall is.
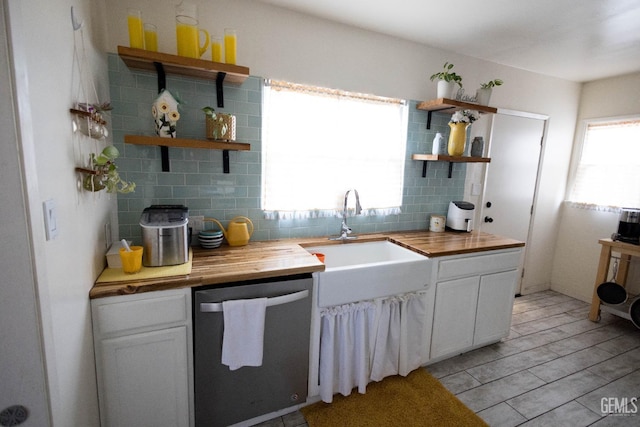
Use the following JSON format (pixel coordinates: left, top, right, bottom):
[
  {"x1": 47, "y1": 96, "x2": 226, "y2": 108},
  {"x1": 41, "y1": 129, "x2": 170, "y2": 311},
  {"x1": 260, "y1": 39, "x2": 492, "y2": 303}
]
[
  {"x1": 106, "y1": 0, "x2": 581, "y2": 293},
  {"x1": 551, "y1": 71, "x2": 640, "y2": 302},
  {"x1": 5, "y1": 0, "x2": 116, "y2": 425}
]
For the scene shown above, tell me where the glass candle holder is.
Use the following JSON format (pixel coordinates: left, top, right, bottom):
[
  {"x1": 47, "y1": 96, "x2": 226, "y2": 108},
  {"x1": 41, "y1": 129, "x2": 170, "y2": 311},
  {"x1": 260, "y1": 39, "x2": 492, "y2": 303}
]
[
  {"x1": 127, "y1": 9, "x2": 144, "y2": 49},
  {"x1": 144, "y1": 23, "x2": 158, "y2": 52},
  {"x1": 211, "y1": 36, "x2": 223, "y2": 62},
  {"x1": 224, "y1": 28, "x2": 237, "y2": 64}
]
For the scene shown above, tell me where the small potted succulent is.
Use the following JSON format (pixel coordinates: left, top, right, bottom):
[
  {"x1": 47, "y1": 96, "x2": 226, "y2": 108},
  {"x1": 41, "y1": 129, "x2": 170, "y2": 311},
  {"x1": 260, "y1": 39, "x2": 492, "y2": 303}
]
[
  {"x1": 78, "y1": 145, "x2": 136, "y2": 193},
  {"x1": 476, "y1": 79, "x2": 503, "y2": 105},
  {"x1": 430, "y1": 62, "x2": 463, "y2": 99},
  {"x1": 202, "y1": 106, "x2": 236, "y2": 141}
]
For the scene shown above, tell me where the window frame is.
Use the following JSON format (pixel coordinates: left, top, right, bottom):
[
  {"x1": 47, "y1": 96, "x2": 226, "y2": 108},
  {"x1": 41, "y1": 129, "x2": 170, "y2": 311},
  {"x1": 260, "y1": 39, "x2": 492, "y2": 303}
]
[
  {"x1": 260, "y1": 79, "x2": 409, "y2": 219},
  {"x1": 566, "y1": 114, "x2": 640, "y2": 210}
]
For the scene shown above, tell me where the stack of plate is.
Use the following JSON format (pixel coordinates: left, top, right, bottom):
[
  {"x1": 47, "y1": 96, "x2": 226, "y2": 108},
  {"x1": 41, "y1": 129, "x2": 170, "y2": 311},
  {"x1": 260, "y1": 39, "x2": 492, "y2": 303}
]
[{"x1": 199, "y1": 230, "x2": 223, "y2": 249}]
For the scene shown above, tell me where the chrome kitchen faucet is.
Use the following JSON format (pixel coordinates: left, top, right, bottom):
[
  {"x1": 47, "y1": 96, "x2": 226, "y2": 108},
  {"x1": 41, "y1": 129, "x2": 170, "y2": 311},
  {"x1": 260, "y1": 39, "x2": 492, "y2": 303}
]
[{"x1": 330, "y1": 189, "x2": 362, "y2": 241}]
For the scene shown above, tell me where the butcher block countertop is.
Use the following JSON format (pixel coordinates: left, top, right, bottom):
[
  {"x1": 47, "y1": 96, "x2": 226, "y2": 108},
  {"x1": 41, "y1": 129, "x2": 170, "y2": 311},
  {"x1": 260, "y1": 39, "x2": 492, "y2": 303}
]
[{"x1": 89, "y1": 231, "x2": 523, "y2": 299}]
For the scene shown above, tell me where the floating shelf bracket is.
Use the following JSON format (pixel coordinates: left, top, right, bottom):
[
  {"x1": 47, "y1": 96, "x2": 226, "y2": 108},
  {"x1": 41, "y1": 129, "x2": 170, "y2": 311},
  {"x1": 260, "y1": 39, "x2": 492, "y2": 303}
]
[
  {"x1": 223, "y1": 149, "x2": 230, "y2": 173},
  {"x1": 420, "y1": 161, "x2": 454, "y2": 178},
  {"x1": 216, "y1": 72, "x2": 226, "y2": 108},
  {"x1": 426, "y1": 108, "x2": 455, "y2": 129}
]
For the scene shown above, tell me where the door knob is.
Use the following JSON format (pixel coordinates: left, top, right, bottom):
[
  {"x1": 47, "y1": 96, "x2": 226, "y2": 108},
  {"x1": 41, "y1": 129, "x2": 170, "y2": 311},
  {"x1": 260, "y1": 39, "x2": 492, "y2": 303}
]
[{"x1": 484, "y1": 216, "x2": 494, "y2": 223}]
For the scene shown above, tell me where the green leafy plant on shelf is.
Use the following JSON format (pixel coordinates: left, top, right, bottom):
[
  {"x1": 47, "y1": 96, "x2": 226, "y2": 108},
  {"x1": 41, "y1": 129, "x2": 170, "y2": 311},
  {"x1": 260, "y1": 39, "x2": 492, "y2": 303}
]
[
  {"x1": 430, "y1": 62, "x2": 463, "y2": 87},
  {"x1": 81, "y1": 145, "x2": 136, "y2": 193},
  {"x1": 480, "y1": 79, "x2": 504, "y2": 89}
]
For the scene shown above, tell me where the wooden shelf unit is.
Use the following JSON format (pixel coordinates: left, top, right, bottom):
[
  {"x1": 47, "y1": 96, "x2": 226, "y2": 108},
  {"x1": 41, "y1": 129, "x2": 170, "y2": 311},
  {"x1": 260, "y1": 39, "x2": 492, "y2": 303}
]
[
  {"x1": 416, "y1": 98, "x2": 497, "y2": 129},
  {"x1": 412, "y1": 154, "x2": 491, "y2": 178},
  {"x1": 124, "y1": 135, "x2": 250, "y2": 151},
  {"x1": 124, "y1": 135, "x2": 250, "y2": 173},
  {"x1": 117, "y1": 46, "x2": 252, "y2": 173},
  {"x1": 117, "y1": 46, "x2": 249, "y2": 84}
]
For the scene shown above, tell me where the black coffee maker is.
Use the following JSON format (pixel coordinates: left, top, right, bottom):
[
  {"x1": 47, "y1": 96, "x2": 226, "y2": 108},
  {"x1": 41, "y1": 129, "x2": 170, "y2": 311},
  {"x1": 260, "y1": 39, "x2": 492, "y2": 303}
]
[{"x1": 612, "y1": 208, "x2": 640, "y2": 245}]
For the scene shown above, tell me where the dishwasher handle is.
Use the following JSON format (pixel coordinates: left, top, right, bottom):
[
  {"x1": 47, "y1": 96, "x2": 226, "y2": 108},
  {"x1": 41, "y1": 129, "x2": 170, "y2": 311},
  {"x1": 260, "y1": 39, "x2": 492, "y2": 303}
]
[{"x1": 199, "y1": 289, "x2": 309, "y2": 313}]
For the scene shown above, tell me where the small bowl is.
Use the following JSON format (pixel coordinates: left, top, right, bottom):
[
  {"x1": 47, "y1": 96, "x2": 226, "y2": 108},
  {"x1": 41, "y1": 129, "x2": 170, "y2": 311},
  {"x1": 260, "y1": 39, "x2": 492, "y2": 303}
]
[
  {"x1": 199, "y1": 235, "x2": 223, "y2": 241},
  {"x1": 200, "y1": 241, "x2": 222, "y2": 249},
  {"x1": 199, "y1": 230, "x2": 223, "y2": 238}
]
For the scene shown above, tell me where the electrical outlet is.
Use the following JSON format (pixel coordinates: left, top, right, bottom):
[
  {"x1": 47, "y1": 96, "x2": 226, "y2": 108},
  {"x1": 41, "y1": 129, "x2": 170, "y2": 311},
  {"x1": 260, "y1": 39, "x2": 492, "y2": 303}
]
[{"x1": 190, "y1": 215, "x2": 205, "y2": 233}]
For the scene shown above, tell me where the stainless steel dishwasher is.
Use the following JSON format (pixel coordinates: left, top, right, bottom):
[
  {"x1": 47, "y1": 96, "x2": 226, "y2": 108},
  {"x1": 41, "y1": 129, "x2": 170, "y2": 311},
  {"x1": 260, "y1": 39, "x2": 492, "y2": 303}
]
[{"x1": 193, "y1": 274, "x2": 313, "y2": 427}]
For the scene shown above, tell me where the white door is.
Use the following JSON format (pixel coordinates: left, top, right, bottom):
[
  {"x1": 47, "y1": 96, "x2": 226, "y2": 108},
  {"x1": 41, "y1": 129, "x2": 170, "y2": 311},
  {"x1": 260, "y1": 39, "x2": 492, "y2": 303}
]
[{"x1": 481, "y1": 113, "x2": 546, "y2": 293}]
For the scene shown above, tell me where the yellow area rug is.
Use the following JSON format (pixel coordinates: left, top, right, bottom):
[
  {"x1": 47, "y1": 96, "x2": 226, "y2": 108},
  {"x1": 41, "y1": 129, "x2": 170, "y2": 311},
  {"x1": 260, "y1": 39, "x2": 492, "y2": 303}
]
[{"x1": 301, "y1": 368, "x2": 487, "y2": 427}]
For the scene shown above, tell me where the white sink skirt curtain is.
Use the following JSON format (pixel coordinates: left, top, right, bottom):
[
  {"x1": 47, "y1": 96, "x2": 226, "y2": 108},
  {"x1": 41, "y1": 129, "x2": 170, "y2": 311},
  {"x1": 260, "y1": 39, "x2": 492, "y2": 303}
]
[{"x1": 318, "y1": 291, "x2": 428, "y2": 403}]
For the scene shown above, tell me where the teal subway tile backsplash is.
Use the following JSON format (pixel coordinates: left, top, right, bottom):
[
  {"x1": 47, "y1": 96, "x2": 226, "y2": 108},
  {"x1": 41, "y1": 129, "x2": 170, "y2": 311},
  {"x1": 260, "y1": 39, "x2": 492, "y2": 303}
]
[{"x1": 107, "y1": 53, "x2": 465, "y2": 243}]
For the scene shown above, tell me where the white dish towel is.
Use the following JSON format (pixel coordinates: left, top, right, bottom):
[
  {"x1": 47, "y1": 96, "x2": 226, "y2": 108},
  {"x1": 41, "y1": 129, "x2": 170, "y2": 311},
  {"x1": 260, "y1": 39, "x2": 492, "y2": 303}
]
[{"x1": 221, "y1": 297, "x2": 268, "y2": 370}]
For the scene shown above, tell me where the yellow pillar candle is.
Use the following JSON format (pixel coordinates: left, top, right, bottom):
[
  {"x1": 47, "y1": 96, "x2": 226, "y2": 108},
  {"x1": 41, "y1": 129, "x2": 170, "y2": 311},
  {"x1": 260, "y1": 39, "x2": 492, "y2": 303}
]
[
  {"x1": 127, "y1": 9, "x2": 144, "y2": 49},
  {"x1": 144, "y1": 24, "x2": 158, "y2": 52},
  {"x1": 224, "y1": 28, "x2": 237, "y2": 64},
  {"x1": 211, "y1": 37, "x2": 223, "y2": 62}
]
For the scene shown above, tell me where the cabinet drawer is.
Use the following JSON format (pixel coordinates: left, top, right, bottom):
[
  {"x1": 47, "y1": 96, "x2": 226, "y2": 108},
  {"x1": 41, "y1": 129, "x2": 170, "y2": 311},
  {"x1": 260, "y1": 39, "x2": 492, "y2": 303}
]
[
  {"x1": 437, "y1": 249, "x2": 521, "y2": 280},
  {"x1": 94, "y1": 292, "x2": 188, "y2": 336}
]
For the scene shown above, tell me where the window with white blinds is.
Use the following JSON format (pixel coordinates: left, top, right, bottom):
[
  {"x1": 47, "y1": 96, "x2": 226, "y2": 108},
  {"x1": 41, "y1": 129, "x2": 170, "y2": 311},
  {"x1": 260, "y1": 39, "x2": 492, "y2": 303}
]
[
  {"x1": 568, "y1": 118, "x2": 640, "y2": 209},
  {"x1": 261, "y1": 80, "x2": 408, "y2": 219}
]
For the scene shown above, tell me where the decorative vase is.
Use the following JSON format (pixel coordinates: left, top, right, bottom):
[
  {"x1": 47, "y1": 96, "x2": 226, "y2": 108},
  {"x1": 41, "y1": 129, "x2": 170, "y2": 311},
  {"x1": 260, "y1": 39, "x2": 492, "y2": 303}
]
[
  {"x1": 448, "y1": 122, "x2": 470, "y2": 156},
  {"x1": 475, "y1": 88, "x2": 492, "y2": 106},
  {"x1": 471, "y1": 136, "x2": 484, "y2": 157},
  {"x1": 437, "y1": 80, "x2": 456, "y2": 99},
  {"x1": 152, "y1": 89, "x2": 180, "y2": 138},
  {"x1": 431, "y1": 132, "x2": 444, "y2": 155},
  {"x1": 206, "y1": 113, "x2": 236, "y2": 141}
]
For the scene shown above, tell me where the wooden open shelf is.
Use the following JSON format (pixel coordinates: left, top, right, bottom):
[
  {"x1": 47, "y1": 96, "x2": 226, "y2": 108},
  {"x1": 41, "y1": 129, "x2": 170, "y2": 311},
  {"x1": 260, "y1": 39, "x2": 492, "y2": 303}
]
[
  {"x1": 416, "y1": 98, "x2": 497, "y2": 129},
  {"x1": 124, "y1": 135, "x2": 250, "y2": 173},
  {"x1": 124, "y1": 135, "x2": 250, "y2": 151},
  {"x1": 416, "y1": 98, "x2": 497, "y2": 114},
  {"x1": 117, "y1": 47, "x2": 252, "y2": 173},
  {"x1": 117, "y1": 46, "x2": 249, "y2": 84},
  {"x1": 412, "y1": 154, "x2": 491, "y2": 178}
]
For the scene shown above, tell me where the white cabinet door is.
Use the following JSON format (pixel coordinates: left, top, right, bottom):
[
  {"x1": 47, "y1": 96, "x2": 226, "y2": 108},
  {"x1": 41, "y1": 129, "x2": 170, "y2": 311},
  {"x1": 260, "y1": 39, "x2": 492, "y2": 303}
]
[
  {"x1": 430, "y1": 276, "x2": 480, "y2": 360},
  {"x1": 99, "y1": 327, "x2": 190, "y2": 427},
  {"x1": 474, "y1": 270, "x2": 518, "y2": 346}
]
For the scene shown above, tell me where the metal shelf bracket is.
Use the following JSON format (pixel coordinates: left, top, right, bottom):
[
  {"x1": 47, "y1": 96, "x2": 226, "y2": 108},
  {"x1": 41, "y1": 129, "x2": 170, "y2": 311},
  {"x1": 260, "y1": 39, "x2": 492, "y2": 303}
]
[{"x1": 216, "y1": 72, "x2": 227, "y2": 108}]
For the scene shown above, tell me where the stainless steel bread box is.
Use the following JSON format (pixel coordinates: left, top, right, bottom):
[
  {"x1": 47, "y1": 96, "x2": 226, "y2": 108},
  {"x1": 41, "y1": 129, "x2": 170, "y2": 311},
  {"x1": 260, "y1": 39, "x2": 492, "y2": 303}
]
[{"x1": 140, "y1": 205, "x2": 189, "y2": 267}]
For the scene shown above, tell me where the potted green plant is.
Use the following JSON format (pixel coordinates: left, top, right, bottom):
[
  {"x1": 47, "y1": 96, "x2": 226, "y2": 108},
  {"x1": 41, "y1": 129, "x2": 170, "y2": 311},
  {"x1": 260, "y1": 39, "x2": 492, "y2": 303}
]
[
  {"x1": 202, "y1": 106, "x2": 236, "y2": 141},
  {"x1": 78, "y1": 145, "x2": 136, "y2": 193},
  {"x1": 430, "y1": 62, "x2": 463, "y2": 99},
  {"x1": 476, "y1": 79, "x2": 503, "y2": 105}
]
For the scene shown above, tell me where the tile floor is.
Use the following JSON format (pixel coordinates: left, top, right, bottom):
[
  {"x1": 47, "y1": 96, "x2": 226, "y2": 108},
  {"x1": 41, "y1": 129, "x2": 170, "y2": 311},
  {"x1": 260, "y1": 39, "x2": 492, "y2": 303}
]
[{"x1": 255, "y1": 290, "x2": 640, "y2": 426}]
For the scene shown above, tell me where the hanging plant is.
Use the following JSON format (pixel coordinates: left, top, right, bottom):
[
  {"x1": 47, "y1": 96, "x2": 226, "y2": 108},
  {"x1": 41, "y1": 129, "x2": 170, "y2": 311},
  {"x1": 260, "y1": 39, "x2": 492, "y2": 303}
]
[{"x1": 77, "y1": 146, "x2": 135, "y2": 193}]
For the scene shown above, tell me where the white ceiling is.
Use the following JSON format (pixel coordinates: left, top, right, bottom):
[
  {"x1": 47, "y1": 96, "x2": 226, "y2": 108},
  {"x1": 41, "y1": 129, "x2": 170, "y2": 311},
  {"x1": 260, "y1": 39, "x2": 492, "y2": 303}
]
[{"x1": 258, "y1": 0, "x2": 640, "y2": 82}]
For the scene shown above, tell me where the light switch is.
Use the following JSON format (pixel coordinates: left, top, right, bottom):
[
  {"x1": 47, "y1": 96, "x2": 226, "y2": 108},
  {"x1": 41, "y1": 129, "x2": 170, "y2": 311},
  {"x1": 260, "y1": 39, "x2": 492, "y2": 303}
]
[{"x1": 43, "y1": 199, "x2": 58, "y2": 240}]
